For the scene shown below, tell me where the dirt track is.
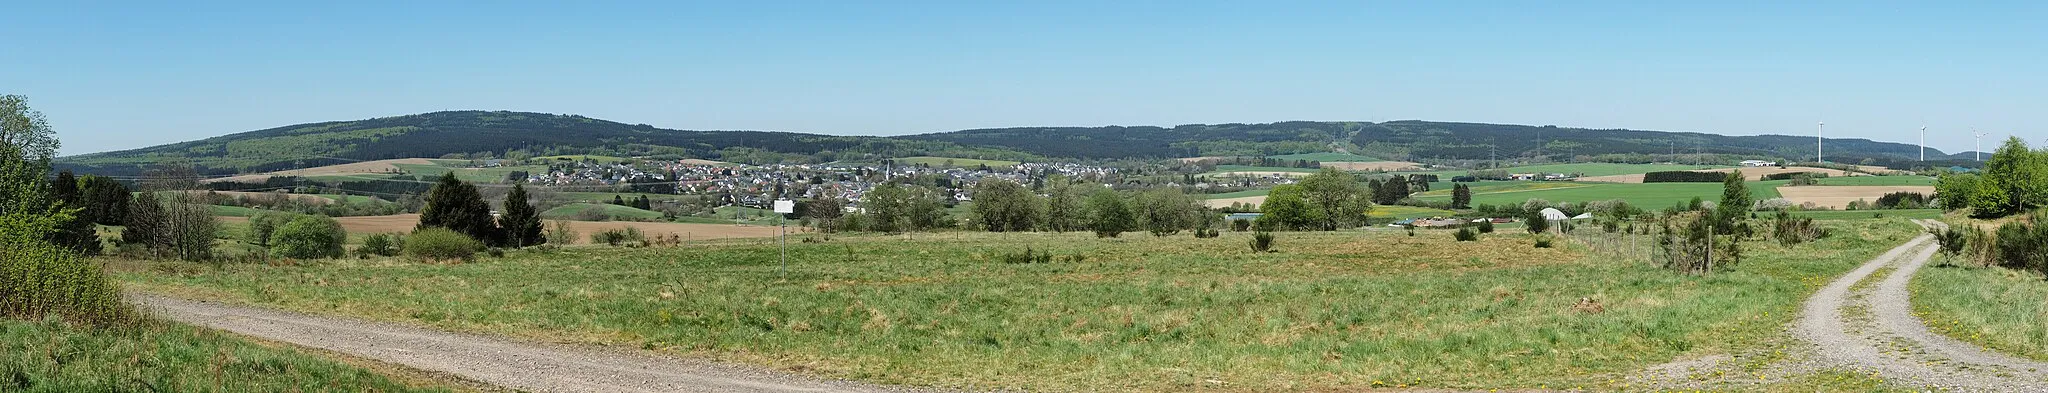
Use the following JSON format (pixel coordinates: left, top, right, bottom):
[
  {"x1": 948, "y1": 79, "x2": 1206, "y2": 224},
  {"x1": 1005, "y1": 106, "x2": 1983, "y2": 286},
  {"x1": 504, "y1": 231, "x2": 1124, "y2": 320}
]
[
  {"x1": 135, "y1": 294, "x2": 914, "y2": 393},
  {"x1": 1634, "y1": 220, "x2": 2048, "y2": 391}
]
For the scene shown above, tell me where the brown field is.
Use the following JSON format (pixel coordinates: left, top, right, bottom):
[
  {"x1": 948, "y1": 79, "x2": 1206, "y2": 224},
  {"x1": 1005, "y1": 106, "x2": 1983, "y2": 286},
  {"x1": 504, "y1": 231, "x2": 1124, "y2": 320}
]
[
  {"x1": 203, "y1": 158, "x2": 433, "y2": 184},
  {"x1": 1774, "y1": 185, "x2": 1935, "y2": 209},
  {"x1": 1850, "y1": 165, "x2": 1906, "y2": 175},
  {"x1": 1203, "y1": 196, "x2": 1266, "y2": 209},
  {"x1": 1318, "y1": 161, "x2": 1423, "y2": 171},
  {"x1": 1706, "y1": 166, "x2": 1860, "y2": 181},
  {"x1": 1576, "y1": 173, "x2": 1646, "y2": 183},
  {"x1": 220, "y1": 214, "x2": 787, "y2": 244}
]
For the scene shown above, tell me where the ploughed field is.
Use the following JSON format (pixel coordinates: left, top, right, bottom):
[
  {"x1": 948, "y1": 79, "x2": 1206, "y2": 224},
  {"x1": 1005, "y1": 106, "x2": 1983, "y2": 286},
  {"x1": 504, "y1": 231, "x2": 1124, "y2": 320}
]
[{"x1": 117, "y1": 220, "x2": 1918, "y2": 391}]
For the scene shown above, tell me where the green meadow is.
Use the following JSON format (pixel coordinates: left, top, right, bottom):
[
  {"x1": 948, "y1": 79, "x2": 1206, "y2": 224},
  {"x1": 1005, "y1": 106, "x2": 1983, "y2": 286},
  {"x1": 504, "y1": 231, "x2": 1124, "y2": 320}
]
[{"x1": 119, "y1": 219, "x2": 1921, "y2": 391}]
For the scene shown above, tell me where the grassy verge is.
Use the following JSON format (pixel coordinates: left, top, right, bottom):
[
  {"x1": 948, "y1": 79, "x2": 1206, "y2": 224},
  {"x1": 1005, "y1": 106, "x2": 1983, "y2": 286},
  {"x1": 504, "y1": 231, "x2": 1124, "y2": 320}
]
[
  {"x1": 1910, "y1": 263, "x2": 2048, "y2": 361},
  {"x1": 0, "y1": 318, "x2": 458, "y2": 392},
  {"x1": 116, "y1": 220, "x2": 1918, "y2": 391}
]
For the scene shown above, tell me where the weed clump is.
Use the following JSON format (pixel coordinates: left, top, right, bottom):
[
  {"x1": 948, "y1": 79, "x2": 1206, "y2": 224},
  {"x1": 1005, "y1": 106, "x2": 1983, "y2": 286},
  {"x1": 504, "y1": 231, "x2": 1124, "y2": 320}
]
[
  {"x1": 592, "y1": 227, "x2": 647, "y2": 247},
  {"x1": 1454, "y1": 227, "x2": 1478, "y2": 242},
  {"x1": 1533, "y1": 237, "x2": 1554, "y2": 248},
  {"x1": 1770, "y1": 211, "x2": 1827, "y2": 245},
  {"x1": 998, "y1": 247, "x2": 1082, "y2": 264},
  {"x1": 358, "y1": 233, "x2": 400, "y2": 257},
  {"x1": 1250, "y1": 232, "x2": 1275, "y2": 252}
]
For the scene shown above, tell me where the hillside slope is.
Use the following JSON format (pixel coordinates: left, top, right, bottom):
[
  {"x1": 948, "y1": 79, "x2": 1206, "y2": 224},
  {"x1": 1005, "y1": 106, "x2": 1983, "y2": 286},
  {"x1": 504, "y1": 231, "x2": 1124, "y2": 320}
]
[{"x1": 58, "y1": 111, "x2": 1967, "y2": 176}]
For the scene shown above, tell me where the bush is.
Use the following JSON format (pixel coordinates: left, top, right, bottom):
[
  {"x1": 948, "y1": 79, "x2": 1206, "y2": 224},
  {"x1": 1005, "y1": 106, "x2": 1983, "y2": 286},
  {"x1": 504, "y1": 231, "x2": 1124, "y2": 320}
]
[
  {"x1": 1534, "y1": 237, "x2": 1554, "y2": 248},
  {"x1": 544, "y1": 220, "x2": 578, "y2": 245},
  {"x1": 1193, "y1": 228, "x2": 1221, "y2": 238},
  {"x1": 0, "y1": 215, "x2": 134, "y2": 326},
  {"x1": 1478, "y1": 220, "x2": 1495, "y2": 233},
  {"x1": 1642, "y1": 171, "x2": 1729, "y2": 183},
  {"x1": 1875, "y1": 192, "x2": 1929, "y2": 209},
  {"x1": 1770, "y1": 211, "x2": 1828, "y2": 245},
  {"x1": 404, "y1": 227, "x2": 483, "y2": 262},
  {"x1": 1250, "y1": 231, "x2": 1275, "y2": 252},
  {"x1": 998, "y1": 247, "x2": 1055, "y2": 264},
  {"x1": 1524, "y1": 210, "x2": 1550, "y2": 234},
  {"x1": 1454, "y1": 227, "x2": 1478, "y2": 241},
  {"x1": 358, "y1": 233, "x2": 400, "y2": 257},
  {"x1": 591, "y1": 227, "x2": 647, "y2": 246},
  {"x1": 271, "y1": 215, "x2": 347, "y2": 259},
  {"x1": 486, "y1": 247, "x2": 506, "y2": 258},
  {"x1": 1763, "y1": 172, "x2": 1827, "y2": 181},
  {"x1": 1230, "y1": 219, "x2": 1251, "y2": 232}
]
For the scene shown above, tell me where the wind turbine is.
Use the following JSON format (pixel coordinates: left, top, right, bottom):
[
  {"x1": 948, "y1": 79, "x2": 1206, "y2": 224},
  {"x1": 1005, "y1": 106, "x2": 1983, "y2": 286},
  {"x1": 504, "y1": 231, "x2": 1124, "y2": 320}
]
[
  {"x1": 1816, "y1": 122, "x2": 1825, "y2": 163},
  {"x1": 1975, "y1": 130, "x2": 1988, "y2": 161},
  {"x1": 1919, "y1": 126, "x2": 1927, "y2": 162}
]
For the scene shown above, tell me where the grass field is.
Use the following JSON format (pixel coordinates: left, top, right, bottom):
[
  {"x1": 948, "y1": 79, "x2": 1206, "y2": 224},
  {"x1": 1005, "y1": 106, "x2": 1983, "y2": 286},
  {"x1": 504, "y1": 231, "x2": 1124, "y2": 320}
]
[
  {"x1": 539, "y1": 203, "x2": 665, "y2": 221},
  {"x1": 1912, "y1": 261, "x2": 2048, "y2": 362},
  {"x1": 895, "y1": 156, "x2": 1021, "y2": 168},
  {"x1": 537, "y1": 154, "x2": 631, "y2": 163},
  {"x1": 554, "y1": 192, "x2": 704, "y2": 204},
  {"x1": 118, "y1": 219, "x2": 1920, "y2": 391},
  {"x1": 209, "y1": 204, "x2": 262, "y2": 217},
  {"x1": 1268, "y1": 152, "x2": 1378, "y2": 162},
  {"x1": 1785, "y1": 209, "x2": 1942, "y2": 221},
  {"x1": 391, "y1": 162, "x2": 547, "y2": 184},
  {"x1": 1416, "y1": 181, "x2": 1785, "y2": 209},
  {"x1": 1813, "y1": 176, "x2": 1937, "y2": 186},
  {"x1": 1409, "y1": 163, "x2": 1733, "y2": 178},
  {"x1": 2, "y1": 319, "x2": 455, "y2": 392},
  {"x1": 1213, "y1": 165, "x2": 1319, "y2": 173},
  {"x1": 1367, "y1": 205, "x2": 1457, "y2": 219},
  {"x1": 1198, "y1": 189, "x2": 1271, "y2": 199}
]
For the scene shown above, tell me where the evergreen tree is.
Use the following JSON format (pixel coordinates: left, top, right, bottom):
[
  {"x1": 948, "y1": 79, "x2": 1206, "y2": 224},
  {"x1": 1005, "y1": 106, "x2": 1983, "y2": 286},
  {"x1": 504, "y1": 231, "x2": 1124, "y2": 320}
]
[
  {"x1": 1715, "y1": 169, "x2": 1752, "y2": 233},
  {"x1": 418, "y1": 173, "x2": 500, "y2": 244},
  {"x1": 611, "y1": 195, "x2": 626, "y2": 206},
  {"x1": 49, "y1": 171, "x2": 98, "y2": 255},
  {"x1": 1451, "y1": 184, "x2": 1473, "y2": 209},
  {"x1": 80, "y1": 175, "x2": 130, "y2": 225},
  {"x1": 500, "y1": 184, "x2": 545, "y2": 247},
  {"x1": 633, "y1": 195, "x2": 652, "y2": 210}
]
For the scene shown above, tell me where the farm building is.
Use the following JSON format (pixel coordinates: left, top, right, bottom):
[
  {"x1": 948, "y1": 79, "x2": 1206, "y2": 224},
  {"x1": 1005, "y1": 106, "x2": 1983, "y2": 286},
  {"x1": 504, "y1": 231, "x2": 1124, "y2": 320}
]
[{"x1": 1740, "y1": 160, "x2": 1778, "y2": 167}]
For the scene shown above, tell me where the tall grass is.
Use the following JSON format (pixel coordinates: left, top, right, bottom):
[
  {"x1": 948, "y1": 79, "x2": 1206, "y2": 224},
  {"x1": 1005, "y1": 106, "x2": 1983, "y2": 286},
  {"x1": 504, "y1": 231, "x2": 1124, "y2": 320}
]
[
  {"x1": 0, "y1": 318, "x2": 454, "y2": 392},
  {"x1": 118, "y1": 220, "x2": 1919, "y2": 391},
  {"x1": 0, "y1": 214, "x2": 133, "y2": 327}
]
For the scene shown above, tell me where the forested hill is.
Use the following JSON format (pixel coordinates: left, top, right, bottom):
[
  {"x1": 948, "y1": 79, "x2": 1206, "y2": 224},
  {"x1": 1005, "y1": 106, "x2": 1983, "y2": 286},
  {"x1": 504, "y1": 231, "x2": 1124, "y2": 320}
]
[
  {"x1": 55, "y1": 111, "x2": 1020, "y2": 176},
  {"x1": 58, "y1": 111, "x2": 1966, "y2": 176}
]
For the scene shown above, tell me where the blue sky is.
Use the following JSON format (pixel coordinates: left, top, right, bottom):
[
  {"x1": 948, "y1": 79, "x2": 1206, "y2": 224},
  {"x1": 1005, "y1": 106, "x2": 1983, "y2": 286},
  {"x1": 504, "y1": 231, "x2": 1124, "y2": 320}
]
[{"x1": 6, "y1": 1, "x2": 2043, "y2": 156}]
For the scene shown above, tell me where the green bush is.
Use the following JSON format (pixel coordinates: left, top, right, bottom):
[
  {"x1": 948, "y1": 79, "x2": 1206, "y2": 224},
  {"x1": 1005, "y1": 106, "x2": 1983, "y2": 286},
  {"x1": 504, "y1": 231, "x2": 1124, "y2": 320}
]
[
  {"x1": 1230, "y1": 219, "x2": 1251, "y2": 232},
  {"x1": 403, "y1": 227, "x2": 483, "y2": 262},
  {"x1": 1250, "y1": 232, "x2": 1275, "y2": 252},
  {"x1": 271, "y1": 215, "x2": 346, "y2": 259},
  {"x1": 1534, "y1": 237, "x2": 1554, "y2": 248},
  {"x1": 358, "y1": 233, "x2": 400, "y2": 257},
  {"x1": 0, "y1": 214, "x2": 133, "y2": 326},
  {"x1": 998, "y1": 247, "x2": 1054, "y2": 264},
  {"x1": 1454, "y1": 227, "x2": 1478, "y2": 241},
  {"x1": 591, "y1": 227, "x2": 646, "y2": 246},
  {"x1": 1477, "y1": 220, "x2": 1495, "y2": 233}
]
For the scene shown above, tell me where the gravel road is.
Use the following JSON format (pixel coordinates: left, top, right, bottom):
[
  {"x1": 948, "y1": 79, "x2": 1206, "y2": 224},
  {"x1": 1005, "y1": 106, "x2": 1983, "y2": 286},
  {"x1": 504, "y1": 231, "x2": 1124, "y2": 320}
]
[
  {"x1": 1789, "y1": 219, "x2": 2048, "y2": 392},
  {"x1": 135, "y1": 294, "x2": 919, "y2": 393}
]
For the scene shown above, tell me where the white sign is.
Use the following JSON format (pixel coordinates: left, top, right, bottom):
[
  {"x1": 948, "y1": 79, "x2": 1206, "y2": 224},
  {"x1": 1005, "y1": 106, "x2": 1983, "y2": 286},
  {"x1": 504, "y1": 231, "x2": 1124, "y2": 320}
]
[{"x1": 773, "y1": 199, "x2": 795, "y2": 214}]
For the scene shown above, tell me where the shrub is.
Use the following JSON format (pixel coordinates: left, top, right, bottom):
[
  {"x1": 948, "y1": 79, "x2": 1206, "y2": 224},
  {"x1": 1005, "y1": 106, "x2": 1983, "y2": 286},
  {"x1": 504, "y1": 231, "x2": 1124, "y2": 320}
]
[
  {"x1": 1874, "y1": 192, "x2": 1929, "y2": 209},
  {"x1": 1, "y1": 214, "x2": 134, "y2": 326},
  {"x1": 1753, "y1": 198, "x2": 1794, "y2": 211},
  {"x1": 404, "y1": 227, "x2": 483, "y2": 262},
  {"x1": 358, "y1": 233, "x2": 400, "y2": 257},
  {"x1": 1478, "y1": 220, "x2": 1495, "y2": 233},
  {"x1": 1534, "y1": 237, "x2": 1554, "y2": 248},
  {"x1": 1524, "y1": 210, "x2": 1550, "y2": 234},
  {"x1": 1454, "y1": 227, "x2": 1478, "y2": 241},
  {"x1": 1250, "y1": 231, "x2": 1275, "y2": 252},
  {"x1": 1770, "y1": 211, "x2": 1828, "y2": 245},
  {"x1": 1230, "y1": 219, "x2": 1251, "y2": 232},
  {"x1": 1193, "y1": 228, "x2": 1221, "y2": 238},
  {"x1": 486, "y1": 247, "x2": 506, "y2": 258},
  {"x1": 271, "y1": 215, "x2": 347, "y2": 259},
  {"x1": 544, "y1": 220, "x2": 578, "y2": 245},
  {"x1": 592, "y1": 227, "x2": 647, "y2": 246}
]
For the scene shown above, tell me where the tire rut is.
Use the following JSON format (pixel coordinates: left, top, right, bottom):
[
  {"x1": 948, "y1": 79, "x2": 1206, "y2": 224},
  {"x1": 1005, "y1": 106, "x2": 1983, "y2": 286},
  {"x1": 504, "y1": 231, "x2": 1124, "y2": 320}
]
[{"x1": 135, "y1": 294, "x2": 925, "y2": 393}]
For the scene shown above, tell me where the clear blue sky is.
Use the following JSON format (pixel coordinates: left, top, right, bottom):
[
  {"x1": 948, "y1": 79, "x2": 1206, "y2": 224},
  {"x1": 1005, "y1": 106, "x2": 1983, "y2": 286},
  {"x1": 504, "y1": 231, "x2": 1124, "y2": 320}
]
[{"x1": 7, "y1": 1, "x2": 2043, "y2": 156}]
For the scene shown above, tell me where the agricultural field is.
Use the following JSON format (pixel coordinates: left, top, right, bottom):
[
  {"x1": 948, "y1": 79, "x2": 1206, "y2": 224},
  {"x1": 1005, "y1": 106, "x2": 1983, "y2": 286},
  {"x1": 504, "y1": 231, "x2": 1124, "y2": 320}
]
[
  {"x1": 1785, "y1": 209, "x2": 1942, "y2": 221},
  {"x1": 1414, "y1": 180, "x2": 1785, "y2": 209},
  {"x1": 215, "y1": 214, "x2": 783, "y2": 244},
  {"x1": 1267, "y1": 152, "x2": 1379, "y2": 162},
  {"x1": 1812, "y1": 175, "x2": 1937, "y2": 186},
  {"x1": 117, "y1": 219, "x2": 1920, "y2": 391},
  {"x1": 536, "y1": 154, "x2": 632, "y2": 163},
  {"x1": 540, "y1": 202, "x2": 665, "y2": 221},
  {"x1": 1366, "y1": 205, "x2": 1457, "y2": 219},
  {"x1": 894, "y1": 156, "x2": 1021, "y2": 168},
  {"x1": 390, "y1": 161, "x2": 547, "y2": 184},
  {"x1": 1, "y1": 319, "x2": 457, "y2": 392},
  {"x1": 1409, "y1": 163, "x2": 1732, "y2": 178}
]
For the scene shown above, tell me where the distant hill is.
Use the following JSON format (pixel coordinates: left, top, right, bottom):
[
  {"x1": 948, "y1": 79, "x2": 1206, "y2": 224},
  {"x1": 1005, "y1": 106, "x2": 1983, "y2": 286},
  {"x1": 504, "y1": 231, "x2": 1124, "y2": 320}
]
[{"x1": 57, "y1": 111, "x2": 1970, "y2": 176}]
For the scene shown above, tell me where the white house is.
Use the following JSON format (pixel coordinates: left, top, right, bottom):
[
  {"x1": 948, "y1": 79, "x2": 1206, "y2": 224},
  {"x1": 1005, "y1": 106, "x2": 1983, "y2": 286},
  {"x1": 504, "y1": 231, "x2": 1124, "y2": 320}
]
[{"x1": 1740, "y1": 160, "x2": 1777, "y2": 167}]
